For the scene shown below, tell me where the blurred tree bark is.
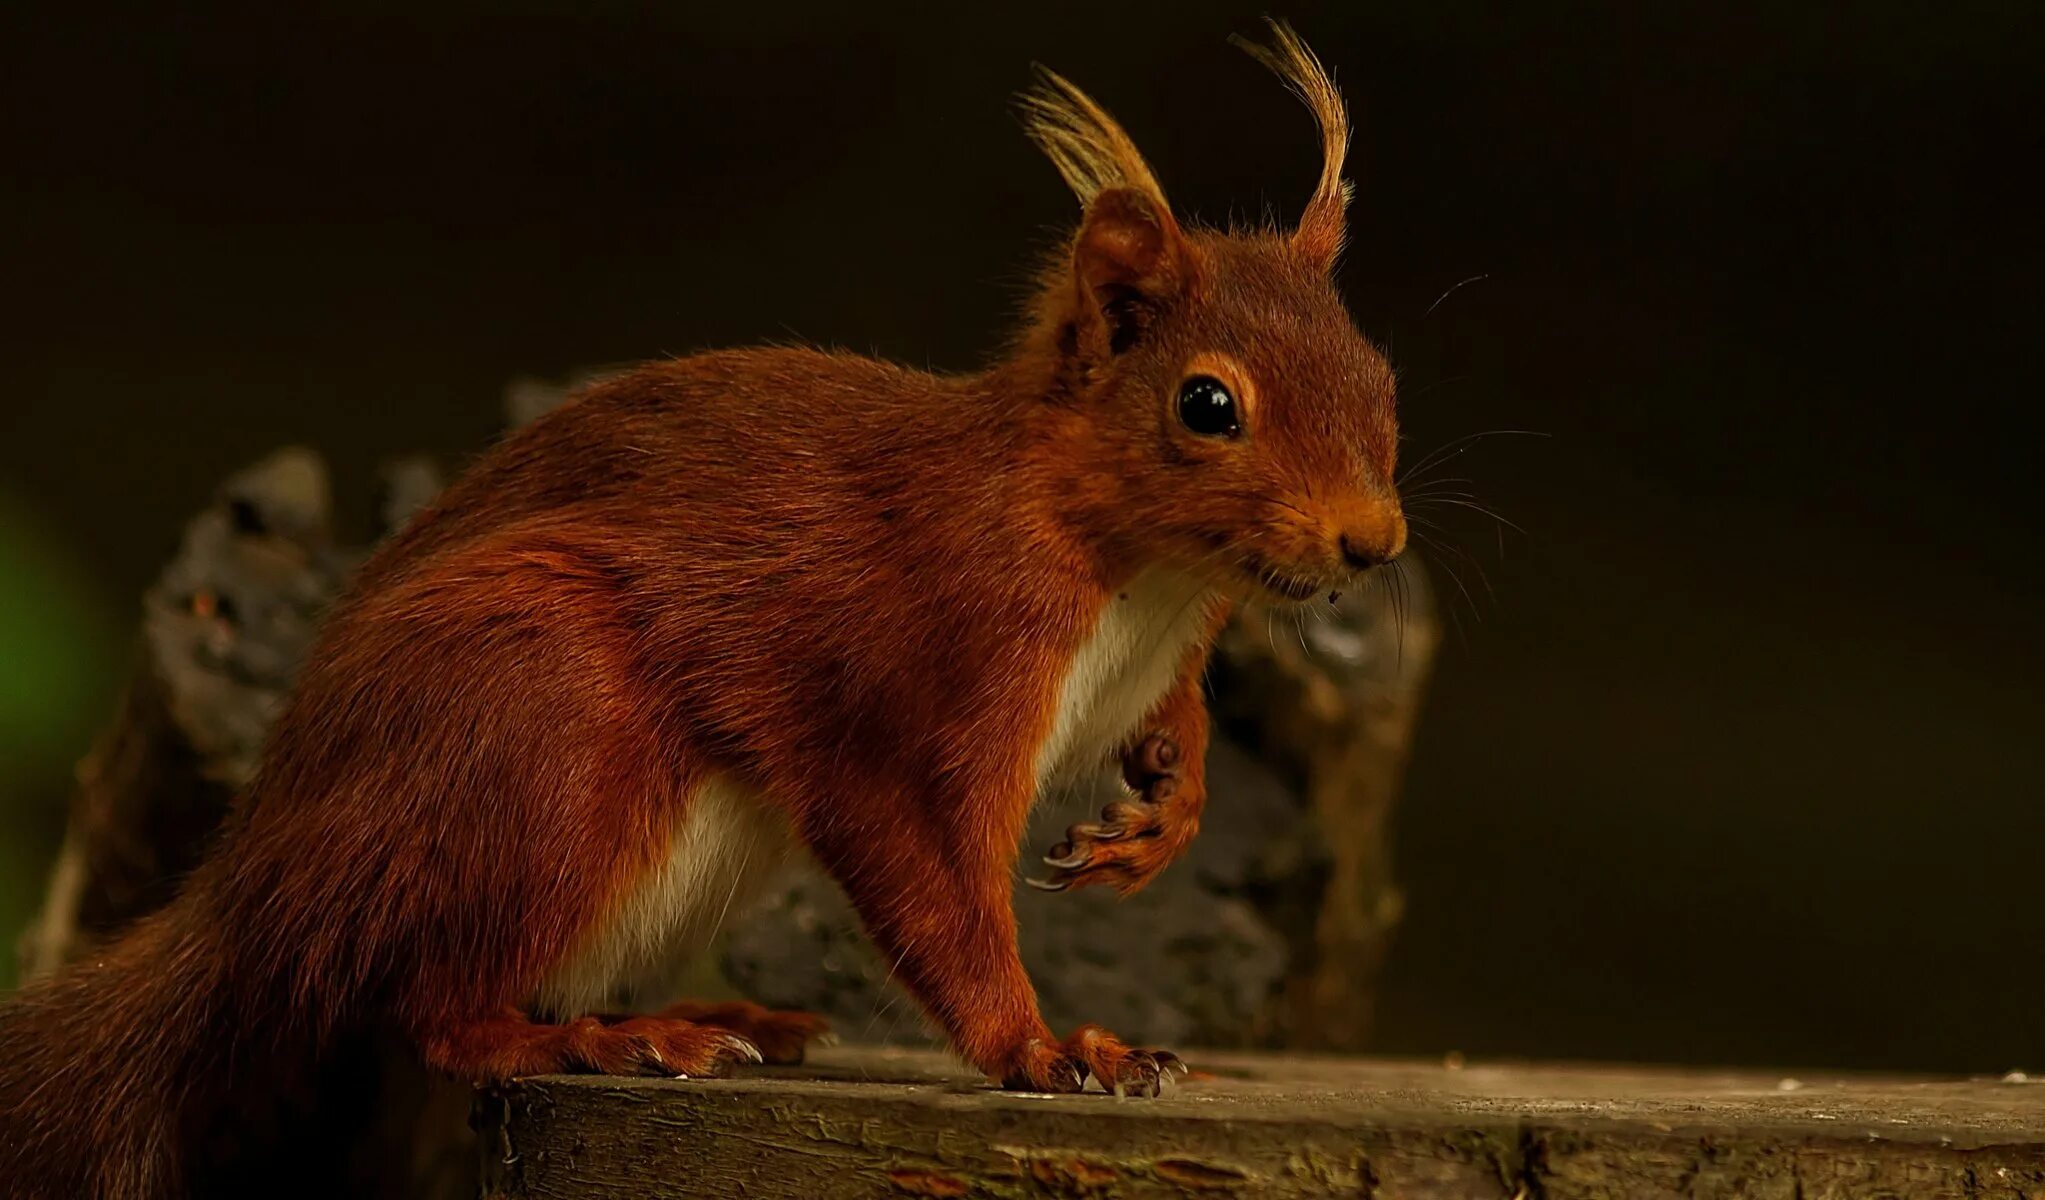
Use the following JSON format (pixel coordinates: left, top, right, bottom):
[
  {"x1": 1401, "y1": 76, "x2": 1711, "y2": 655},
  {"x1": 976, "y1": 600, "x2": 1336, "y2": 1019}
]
[
  {"x1": 1213, "y1": 583, "x2": 1437, "y2": 1051},
  {"x1": 18, "y1": 450, "x2": 351, "y2": 977}
]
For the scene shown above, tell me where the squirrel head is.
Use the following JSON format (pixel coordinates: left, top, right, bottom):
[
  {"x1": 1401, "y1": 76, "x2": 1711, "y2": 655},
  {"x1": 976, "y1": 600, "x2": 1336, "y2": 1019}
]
[{"x1": 1015, "y1": 22, "x2": 1403, "y2": 604}]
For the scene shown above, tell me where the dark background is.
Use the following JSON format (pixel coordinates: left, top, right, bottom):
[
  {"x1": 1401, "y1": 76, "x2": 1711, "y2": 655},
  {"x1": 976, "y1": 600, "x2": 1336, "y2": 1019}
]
[{"x1": 3, "y1": 2, "x2": 2039, "y2": 1072}]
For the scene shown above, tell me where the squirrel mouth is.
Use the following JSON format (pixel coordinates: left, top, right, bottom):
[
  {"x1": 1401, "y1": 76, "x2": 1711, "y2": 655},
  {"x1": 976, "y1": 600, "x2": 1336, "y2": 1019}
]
[{"x1": 1242, "y1": 558, "x2": 1325, "y2": 603}]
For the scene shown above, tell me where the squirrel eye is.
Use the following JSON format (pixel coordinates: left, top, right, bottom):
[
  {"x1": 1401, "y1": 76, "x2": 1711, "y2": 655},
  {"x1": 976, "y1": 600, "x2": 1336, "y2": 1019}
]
[{"x1": 1176, "y1": 376, "x2": 1241, "y2": 438}]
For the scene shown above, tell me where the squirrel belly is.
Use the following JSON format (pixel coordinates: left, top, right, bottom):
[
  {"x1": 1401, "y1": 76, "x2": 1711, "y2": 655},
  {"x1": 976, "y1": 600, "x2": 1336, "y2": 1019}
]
[{"x1": 532, "y1": 775, "x2": 799, "y2": 1018}]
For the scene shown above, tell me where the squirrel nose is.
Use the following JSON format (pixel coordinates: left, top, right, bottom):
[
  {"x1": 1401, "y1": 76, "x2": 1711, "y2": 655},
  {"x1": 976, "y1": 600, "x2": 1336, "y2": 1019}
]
[
  {"x1": 1338, "y1": 516, "x2": 1406, "y2": 571},
  {"x1": 1339, "y1": 534, "x2": 1389, "y2": 570}
]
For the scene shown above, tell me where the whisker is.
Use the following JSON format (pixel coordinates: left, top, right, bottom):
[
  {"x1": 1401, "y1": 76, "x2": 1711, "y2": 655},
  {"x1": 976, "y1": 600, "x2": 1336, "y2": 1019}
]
[
  {"x1": 1397, "y1": 476, "x2": 1476, "y2": 496},
  {"x1": 1396, "y1": 558, "x2": 1417, "y2": 670},
  {"x1": 1417, "y1": 535, "x2": 1480, "y2": 627},
  {"x1": 1407, "y1": 496, "x2": 1526, "y2": 535},
  {"x1": 1397, "y1": 429, "x2": 1549, "y2": 489},
  {"x1": 1386, "y1": 557, "x2": 1413, "y2": 670},
  {"x1": 1398, "y1": 374, "x2": 1473, "y2": 405},
  {"x1": 1424, "y1": 273, "x2": 1490, "y2": 317},
  {"x1": 1416, "y1": 530, "x2": 1496, "y2": 608},
  {"x1": 1369, "y1": 560, "x2": 1403, "y2": 674},
  {"x1": 1214, "y1": 490, "x2": 1313, "y2": 521}
]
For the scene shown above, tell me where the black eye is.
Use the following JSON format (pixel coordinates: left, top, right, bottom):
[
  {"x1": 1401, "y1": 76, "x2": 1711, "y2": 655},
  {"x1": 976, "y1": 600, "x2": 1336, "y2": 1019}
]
[{"x1": 1176, "y1": 375, "x2": 1241, "y2": 438}]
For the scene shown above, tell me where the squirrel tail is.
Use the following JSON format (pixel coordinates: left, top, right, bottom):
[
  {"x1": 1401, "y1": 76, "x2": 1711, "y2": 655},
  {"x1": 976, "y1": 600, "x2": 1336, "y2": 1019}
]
[{"x1": 0, "y1": 896, "x2": 232, "y2": 1200}]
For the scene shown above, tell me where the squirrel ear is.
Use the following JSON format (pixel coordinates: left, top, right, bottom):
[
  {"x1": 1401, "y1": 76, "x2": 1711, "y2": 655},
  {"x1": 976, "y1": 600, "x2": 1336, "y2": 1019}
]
[{"x1": 1072, "y1": 186, "x2": 1186, "y2": 355}]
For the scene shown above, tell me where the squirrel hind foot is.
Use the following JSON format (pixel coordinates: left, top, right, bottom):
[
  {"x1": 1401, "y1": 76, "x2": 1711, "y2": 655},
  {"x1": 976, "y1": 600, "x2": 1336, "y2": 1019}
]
[
  {"x1": 649, "y1": 999, "x2": 832, "y2": 1066},
  {"x1": 419, "y1": 1010, "x2": 765, "y2": 1083}
]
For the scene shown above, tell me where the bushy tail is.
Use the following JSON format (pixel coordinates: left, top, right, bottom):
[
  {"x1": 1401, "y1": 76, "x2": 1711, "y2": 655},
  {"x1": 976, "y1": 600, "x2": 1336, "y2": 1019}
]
[{"x1": 0, "y1": 901, "x2": 228, "y2": 1200}]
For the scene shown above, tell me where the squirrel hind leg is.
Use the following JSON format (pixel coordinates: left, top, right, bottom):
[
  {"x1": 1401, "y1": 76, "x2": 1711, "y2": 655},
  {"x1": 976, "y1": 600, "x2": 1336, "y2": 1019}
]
[{"x1": 416, "y1": 1009, "x2": 763, "y2": 1083}]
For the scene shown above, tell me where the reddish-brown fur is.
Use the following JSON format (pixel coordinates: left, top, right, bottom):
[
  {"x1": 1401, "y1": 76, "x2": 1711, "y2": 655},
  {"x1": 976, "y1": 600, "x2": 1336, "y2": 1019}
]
[{"x1": 0, "y1": 24, "x2": 1403, "y2": 1197}]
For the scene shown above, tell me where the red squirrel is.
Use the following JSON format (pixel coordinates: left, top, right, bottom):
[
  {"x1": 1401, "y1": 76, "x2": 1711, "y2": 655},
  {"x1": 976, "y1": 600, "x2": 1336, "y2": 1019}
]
[{"x1": 0, "y1": 23, "x2": 1403, "y2": 1197}]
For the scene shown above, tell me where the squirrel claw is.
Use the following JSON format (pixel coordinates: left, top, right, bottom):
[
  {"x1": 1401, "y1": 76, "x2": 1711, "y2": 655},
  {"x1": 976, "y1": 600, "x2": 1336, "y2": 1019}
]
[
  {"x1": 1064, "y1": 819, "x2": 1129, "y2": 845},
  {"x1": 1001, "y1": 1042, "x2": 1085, "y2": 1094},
  {"x1": 1042, "y1": 844, "x2": 1091, "y2": 870},
  {"x1": 1001, "y1": 1030, "x2": 1179, "y2": 1098},
  {"x1": 1025, "y1": 876, "x2": 1071, "y2": 893}
]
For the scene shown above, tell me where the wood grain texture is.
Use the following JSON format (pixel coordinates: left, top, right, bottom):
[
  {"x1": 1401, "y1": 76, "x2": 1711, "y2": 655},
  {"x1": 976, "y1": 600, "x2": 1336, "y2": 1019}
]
[{"x1": 481, "y1": 1046, "x2": 2045, "y2": 1199}]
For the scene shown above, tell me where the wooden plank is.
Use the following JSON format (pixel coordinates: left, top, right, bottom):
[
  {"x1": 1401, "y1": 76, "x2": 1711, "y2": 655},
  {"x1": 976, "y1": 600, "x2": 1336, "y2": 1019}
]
[{"x1": 478, "y1": 1046, "x2": 2045, "y2": 1199}]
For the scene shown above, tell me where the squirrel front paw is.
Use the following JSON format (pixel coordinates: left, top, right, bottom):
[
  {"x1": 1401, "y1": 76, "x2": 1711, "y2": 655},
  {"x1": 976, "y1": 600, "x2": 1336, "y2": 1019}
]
[
  {"x1": 1000, "y1": 1026, "x2": 1185, "y2": 1097},
  {"x1": 1028, "y1": 732, "x2": 1196, "y2": 895}
]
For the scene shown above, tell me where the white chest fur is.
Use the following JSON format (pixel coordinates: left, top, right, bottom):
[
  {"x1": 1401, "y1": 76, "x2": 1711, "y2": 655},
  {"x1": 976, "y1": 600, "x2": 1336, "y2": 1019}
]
[
  {"x1": 1033, "y1": 569, "x2": 1214, "y2": 796},
  {"x1": 533, "y1": 775, "x2": 797, "y2": 1018}
]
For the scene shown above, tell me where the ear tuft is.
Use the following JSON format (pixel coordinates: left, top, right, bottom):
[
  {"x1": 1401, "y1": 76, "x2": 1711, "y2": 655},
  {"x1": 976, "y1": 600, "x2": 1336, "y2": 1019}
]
[
  {"x1": 1018, "y1": 66, "x2": 1173, "y2": 215},
  {"x1": 1231, "y1": 19, "x2": 1352, "y2": 271}
]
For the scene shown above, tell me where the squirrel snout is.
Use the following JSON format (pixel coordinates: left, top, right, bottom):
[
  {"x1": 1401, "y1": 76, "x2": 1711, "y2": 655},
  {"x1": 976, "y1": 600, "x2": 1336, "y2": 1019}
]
[{"x1": 1337, "y1": 512, "x2": 1407, "y2": 571}]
